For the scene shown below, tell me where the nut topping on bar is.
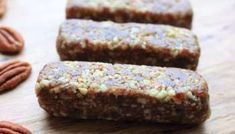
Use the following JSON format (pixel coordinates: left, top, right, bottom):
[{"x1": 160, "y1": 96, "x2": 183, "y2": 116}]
[
  {"x1": 36, "y1": 62, "x2": 206, "y2": 99},
  {"x1": 66, "y1": 0, "x2": 193, "y2": 28},
  {"x1": 57, "y1": 20, "x2": 200, "y2": 70},
  {"x1": 36, "y1": 62, "x2": 210, "y2": 124}
]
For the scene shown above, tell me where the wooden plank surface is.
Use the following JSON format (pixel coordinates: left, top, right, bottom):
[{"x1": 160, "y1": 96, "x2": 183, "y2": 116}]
[{"x1": 0, "y1": 0, "x2": 235, "y2": 133}]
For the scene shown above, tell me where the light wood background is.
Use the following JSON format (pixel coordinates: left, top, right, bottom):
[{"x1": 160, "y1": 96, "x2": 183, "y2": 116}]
[{"x1": 0, "y1": 0, "x2": 235, "y2": 133}]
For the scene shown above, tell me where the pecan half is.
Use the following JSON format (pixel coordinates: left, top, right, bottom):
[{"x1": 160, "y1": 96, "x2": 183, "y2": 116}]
[
  {"x1": 0, "y1": 60, "x2": 31, "y2": 93},
  {"x1": 0, "y1": 26, "x2": 24, "y2": 55},
  {"x1": 0, "y1": 0, "x2": 6, "y2": 18},
  {"x1": 0, "y1": 121, "x2": 32, "y2": 134}
]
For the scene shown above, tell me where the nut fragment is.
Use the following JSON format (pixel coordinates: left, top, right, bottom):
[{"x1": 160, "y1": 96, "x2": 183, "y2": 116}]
[
  {"x1": 0, "y1": 0, "x2": 6, "y2": 18},
  {"x1": 0, "y1": 121, "x2": 32, "y2": 134},
  {"x1": 0, "y1": 60, "x2": 31, "y2": 93},
  {"x1": 0, "y1": 26, "x2": 24, "y2": 55}
]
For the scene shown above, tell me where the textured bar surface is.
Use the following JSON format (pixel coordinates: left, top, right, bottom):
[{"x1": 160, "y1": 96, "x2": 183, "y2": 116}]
[
  {"x1": 66, "y1": 0, "x2": 193, "y2": 29},
  {"x1": 36, "y1": 61, "x2": 210, "y2": 124},
  {"x1": 57, "y1": 20, "x2": 200, "y2": 70}
]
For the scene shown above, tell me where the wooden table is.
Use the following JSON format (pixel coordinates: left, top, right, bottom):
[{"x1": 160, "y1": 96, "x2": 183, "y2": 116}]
[{"x1": 0, "y1": 0, "x2": 235, "y2": 133}]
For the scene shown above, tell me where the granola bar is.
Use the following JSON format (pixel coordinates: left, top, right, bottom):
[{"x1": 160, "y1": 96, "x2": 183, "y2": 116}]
[
  {"x1": 35, "y1": 61, "x2": 210, "y2": 124},
  {"x1": 57, "y1": 20, "x2": 200, "y2": 70},
  {"x1": 66, "y1": 0, "x2": 193, "y2": 29}
]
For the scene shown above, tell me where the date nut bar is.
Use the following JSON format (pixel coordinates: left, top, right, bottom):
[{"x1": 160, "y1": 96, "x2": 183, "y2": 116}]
[
  {"x1": 66, "y1": 0, "x2": 193, "y2": 29},
  {"x1": 35, "y1": 61, "x2": 210, "y2": 124},
  {"x1": 57, "y1": 20, "x2": 200, "y2": 70}
]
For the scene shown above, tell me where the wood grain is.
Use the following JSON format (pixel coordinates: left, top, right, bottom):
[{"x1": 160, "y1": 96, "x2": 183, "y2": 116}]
[{"x1": 0, "y1": 0, "x2": 235, "y2": 133}]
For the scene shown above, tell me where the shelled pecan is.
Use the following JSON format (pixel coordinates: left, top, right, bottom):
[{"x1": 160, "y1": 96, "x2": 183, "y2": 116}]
[
  {"x1": 0, "y1": 60, "x2": 31, "y2": 93},
  {"x1": 0, "y1": 0, "x2": 6, "y2": 18},
  {"x1": 0, "y1": 121, "x2": 32, "y2": 134},
  {"x1": 0, "y1": 26, "x2": 24, "y2": 55}
]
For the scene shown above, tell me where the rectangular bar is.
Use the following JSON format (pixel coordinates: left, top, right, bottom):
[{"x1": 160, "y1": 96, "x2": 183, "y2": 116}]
[
  {"x1": 66, "y1": 0, "x2": 193, "y2": 29},
  {"x1": 57, "y1": 20, "x2": 200, "y2": 70},
  {"x1": 36, "y1": 61, "x2": 210, "y2": 124}
]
